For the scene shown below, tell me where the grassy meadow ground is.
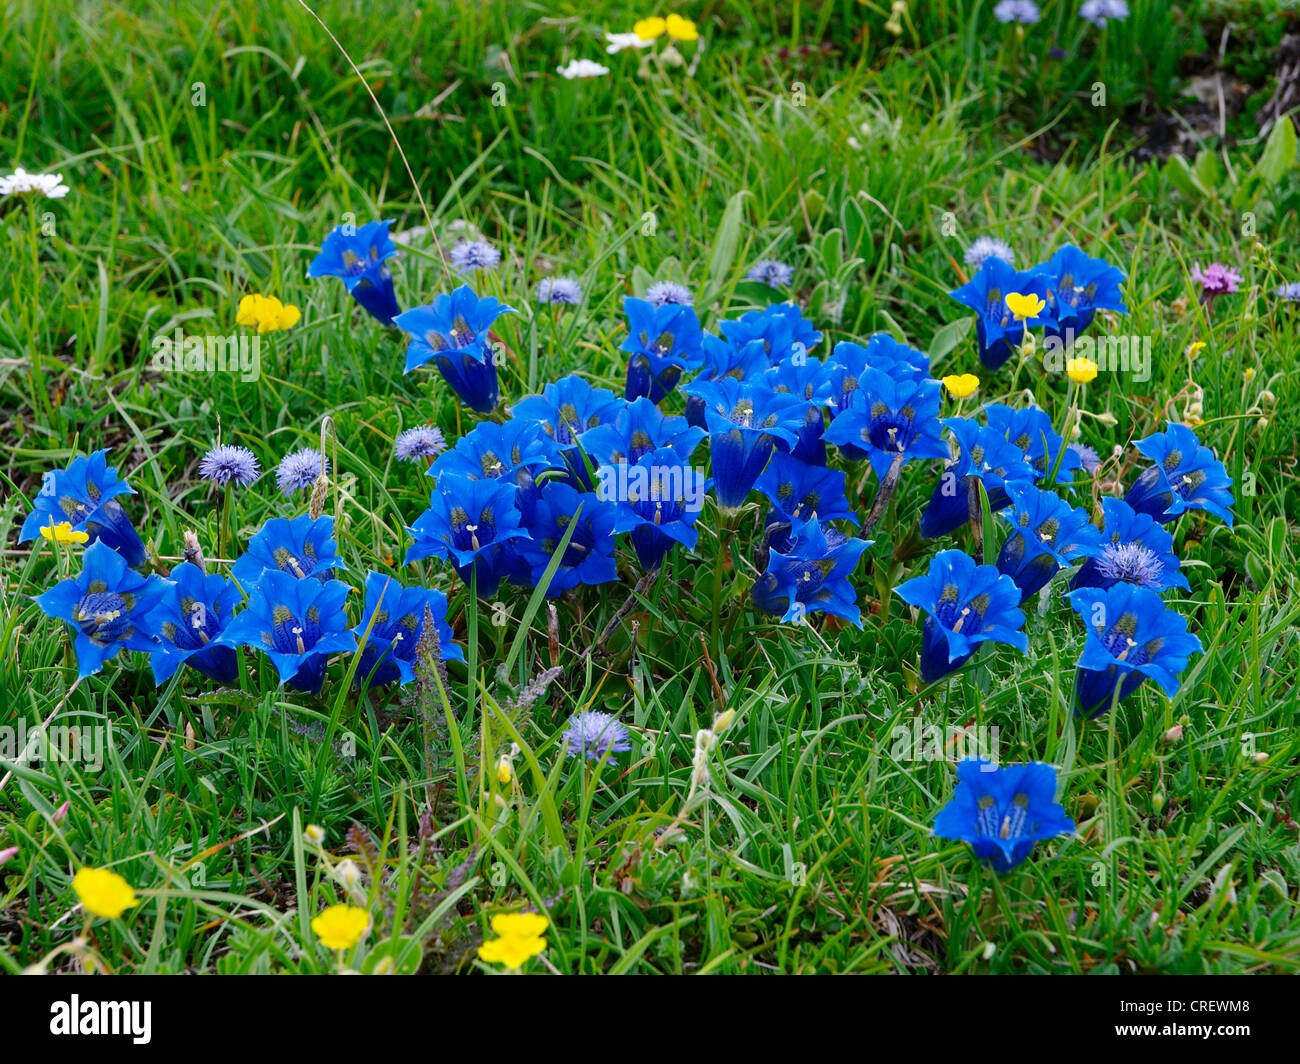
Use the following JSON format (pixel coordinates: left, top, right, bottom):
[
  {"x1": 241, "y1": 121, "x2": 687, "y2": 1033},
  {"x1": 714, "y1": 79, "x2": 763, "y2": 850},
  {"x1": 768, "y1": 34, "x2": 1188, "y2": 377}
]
[{"x1": 1, "y1": 0, "x2": 1299, "y2": 974}]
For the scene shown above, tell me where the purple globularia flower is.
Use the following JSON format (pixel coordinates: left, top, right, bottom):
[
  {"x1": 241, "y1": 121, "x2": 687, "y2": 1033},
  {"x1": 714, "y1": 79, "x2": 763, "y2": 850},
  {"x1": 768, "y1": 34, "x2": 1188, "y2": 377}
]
[
  {"x1": 1079, "y1": 0, "x2": 1129, "y2": 29},
  {"x1": 1191, "y1": 262, "x2": 1243, "y2": 310},
  {"x1": 964, "y1": 235, "x2": 1017, "y2": 268},
  {"x1": 534, "y1": 276, "x2": 583, "y2": 305},
  {"x1": 644, "y1": 281, "x2": 693, "y2": 307},
  {"x1": 1275, "y1": 281, "x2": 1300, "y2": 301},
  {"x1": 394, "y1": 426, "x2": 447, "y2": 464},
  {"x1": 276, "y1": 448, "x2": 327, "y2": 497},
  {"x1": 449, "y1": 239, "x2": 501, "y2": 275},
  {"x1": 198, "y1": 444, "x2": 260, "y2": 487},
  {"x1": 994, "y1": 0, "x2": 1040, "y2": 23},
  {"x1": 561, "y1": 710, "x2": 632, "y2": 762},
  {"x1": 746, "y1": 259, "x2": 795, "y2": 288},
  {"x1": 1069, "y1": 442, "x2": 1101, "y2": 474}
]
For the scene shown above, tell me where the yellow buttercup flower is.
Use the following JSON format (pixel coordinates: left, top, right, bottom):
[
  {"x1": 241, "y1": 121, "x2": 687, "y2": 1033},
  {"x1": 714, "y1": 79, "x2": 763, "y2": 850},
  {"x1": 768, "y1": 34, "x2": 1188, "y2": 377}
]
[
  {"x1": 633, "y1": 16, "x2": 666, "y2": 40},
  {"x1": 73, "y1": 867, "x2": 139, "y2": 919},
  {"x1": 312, "y1": 904, "x2": 370, "y2": 950},
  {"x1": 942, "y1": 373, "x2": 980, "y2": 399},
  {"x1": 40, "y1": 521, "x2": 90, "y2": 545},
  {"x1": 1066, "y1": 357, "x2": 1098, "y2": 384},
  {"x1": 477, "y1": 911, "x2": 549, "y2": 968},
  {"x1": 1187, "y1": 341, "x2": 1207, "y2": 357},
  {"x1": 665, "y1": 14, "x2": 698, "y2": 40},
  {"x1": 237, "y1": 293, "x2": 301, "y2": 333},
  {"x1": 1005, "y1": 292, "x2": 1045, "y2": 320}
]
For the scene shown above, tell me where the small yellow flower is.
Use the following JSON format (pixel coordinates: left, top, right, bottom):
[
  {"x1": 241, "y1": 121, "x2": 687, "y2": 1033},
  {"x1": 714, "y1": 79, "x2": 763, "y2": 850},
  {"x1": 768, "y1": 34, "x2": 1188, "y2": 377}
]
[
  {"x1": 1187, "y1": 341, "x2": 1207, "y2": 357},
  {"x1": 633, "y1": 16, "x2": 666, "y2": 40},
  {"x1": 312, "y1": 904, "x2": 370, "y2": 950},
  {"x1": 237, "y1": 293, "x2": 301, "y2": 333},
  {"x1": 1243, "y1": 367, "x2": 1256, "y2": 382},
  {"x1": 1005, "y1": 292, "x2": 1045, "y2": 320},
  {"x1": 1066, "y1": 357, "x2": 1099, "y2": 384},
  {"x1": 495, "y1": 755, "x2": 513, "y2": 785},
  {"x1": 941, "y1": 373, "x2": 980, "y2": 399},
  {"x1": 73, "y1": 867, "x2": 139, "y2": 919},
  {"x1": 40, "y1": 521, "x2": 90, "y2": 545},
  {"x1": 477, "y1": 911, "x2": 549, "y2": 968},
  {"x1": 665, "y1": 14, "x2": 698, "y2": 40}
]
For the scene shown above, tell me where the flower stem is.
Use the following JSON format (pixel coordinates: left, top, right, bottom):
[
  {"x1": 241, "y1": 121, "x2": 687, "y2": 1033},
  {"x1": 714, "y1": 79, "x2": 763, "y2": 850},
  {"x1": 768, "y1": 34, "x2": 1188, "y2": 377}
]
[{"x1": 861, "y1": 451, "x2": 907, "y2": 535}]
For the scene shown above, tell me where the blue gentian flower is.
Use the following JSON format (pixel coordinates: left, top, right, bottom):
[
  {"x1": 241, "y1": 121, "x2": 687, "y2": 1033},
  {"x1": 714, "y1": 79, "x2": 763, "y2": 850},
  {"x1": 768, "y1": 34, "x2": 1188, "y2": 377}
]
[
  {"x1": 352, "y1": 571, "x2": 462, "y2": 688},
  {"x1": 894, "y1": 549, "x2": 1029, "y2": 683},
  {"x1": 644, "y1": 281, "x2": 693, "y2": 307},
  {"x1": 995, "y1": 483, "x2": 1103, "y2": 602},
  {"x1": 719, "y1": 304, "x2": 823, "y2": 364},
  {"x1": 1071, "y1": 497, "x2": 1188, "y2": 592},
  {"x1": 751, "y1": 517, "x2": 870, "y2": 625},
  {"x1": 763, "y1": 354, "x2": 833, "y2": 465},
  {"x1": 1037, "y1": 244, "x2": 1127, "y2": 344},
  {"x1": 1066, "y1": 584, "x2": 1202, "y2": 717},
  {"x1": 20, "y1": 449, "x2": 147, "y2": 568},
  {"x1": 405, "y1": 474, "x2": 529, "y2": 596},
  {"x1": 510, "y1": 375, "x2": 625, "y2": 485},
  {"x1": 215, "y1": 569, "x2": 355, "y2": 693},
  {"x1": 515, "y1": 481, "x2": 617, "y2": 595},
  {"x1": 933, "y1": 759, "x2": 1075, "y2": 873},
  {"x1": 394, "y1": 426, "x2": 447, "y2": 464},
  {"x1": 1123, "y1": 423, "x2": 1234, "y2": 528},
  {"x1": 579, "y1": 396, "x2": 704, "y2": 467},
  {"x1": 198, "y1": 445, "x2": 260, "y2": 487},
  {"x1": 684, "y1": 336, "x2": 771, "y2": 429},
  {"x1": 747, "y1": 259, "x2": 794, "y2": 288},
  {"x1": 825, "y1": 335, "x2": 930, "y2": 415},
  {"x1": 983, "y1": 403, "x2": 1082, "y2": 488},
  {"x1": 561, "y1": 710, "x2": 632, "y2": 761},
  {"x1": 34, "y1": 540, "x2": 168, "y2": 678},
  {"x1": 823, "y1": 368, "x2": 947, "y2": 478},
  {"x1": 276, "y1": 448, "x2": 326, "y2": 497},
  {"x1": 535, "y1": 276, "x2": 583, "y2": 305},
  {"x1": 602, "y1": 446, "x2": 708, "y2": 569},
  {"x1": 232, "y1": 514, "x2": 345, "y2": 587},
  {"x1": 430, "y1": 416, "x2": 562, "y2": 524},
  {"x1": 919, "y1": 418, "x2": 1038, "y2": 539},
  {"x1": 395, "y1": 285, "x2": 514, "y2": 413},
  {"x1": 949, "y1": 257, "x2": 1051, "y2": 369},
  {"x1": 448, "y1": 239, "x2": 501, "y2": 275},
  {"x1": 684, "y1": 377, "x2": 804, "y2": 509},
  {"x1": 143, "y1": 563, "x2": 241, "y2": 685},
  {"x1": 307, "y1": 219, "x2": 401, "y2": 325},
  {"x1": 755, "y1": 451, "x2": 859, "y2": 527},
  {"x1": 621, "y1": 297, "x2": 705, "y2": 402}
]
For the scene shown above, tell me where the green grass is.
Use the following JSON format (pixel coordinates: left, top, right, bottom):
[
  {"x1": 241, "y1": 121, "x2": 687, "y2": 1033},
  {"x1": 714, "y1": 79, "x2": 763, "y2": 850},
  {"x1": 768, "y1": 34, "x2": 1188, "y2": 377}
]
[{"x1": 1, "y1": 0, "x2": 1298, "y2": 974}]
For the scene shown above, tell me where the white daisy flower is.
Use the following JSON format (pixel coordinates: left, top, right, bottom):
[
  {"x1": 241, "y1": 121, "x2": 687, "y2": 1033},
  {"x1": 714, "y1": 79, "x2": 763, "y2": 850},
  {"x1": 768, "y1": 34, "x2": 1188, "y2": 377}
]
[
  {"x1": 557, "y1": 58, "x2": 611, "y2": 79},
  {"x1": 604, "y1": 31, "x2": 655, "y2": 54},
  {"x1": 0, "y1": 167, "x2": 70, "y2": 199}
]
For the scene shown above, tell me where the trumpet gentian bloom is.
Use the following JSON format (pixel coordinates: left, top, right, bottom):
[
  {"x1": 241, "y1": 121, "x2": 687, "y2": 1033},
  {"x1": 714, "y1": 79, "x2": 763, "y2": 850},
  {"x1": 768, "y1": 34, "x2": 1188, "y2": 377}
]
[
  {"x1": 580, "y1": 396, "x2": 704, "y2": 468},
  {"x1": 894, "y1": 549, "x2": 1029, "y2": 683},
  {"x1": 621, "y1": 297, "x2": 705, "y2": 402},
  {"x1": 919, "y1": 418, "x2": 1037, "y2": 539},
  {"x1": 751, "y1": 517, "x2": 870, "y2": 625},
  {"x1": 215, "y1": 570, "x2": 355, "y2": 693},
  {"x1": 718, "y1": 303, "x2": 822, "y2": 364},
  {"x1": 1066, "y1": 583, "x2": 1202, "y2": 717},
  {"x1": 755, "y1": 451, "x2": 858, "y2": 527},
  {"x1": 933, "y1": 758, "x2": 1075, "y2": 873},
  {"x1": 34, "y1": 540, "x2": 168, "y2": 678},
  {"x1": 307, "y1": 219, "x2": 401, "y2": 325},
  {"x1": 995, "y1": 483, "x2": 1103, "y2": 602},
  {"x1": 1036, "y1": 244, "x2": 1127, "y2": 345},
  {"x1": 515, "y1": 481, "x2": 617, "y2": 595},
  {"x1": 352, "y1": 571, "x2": 461, "y2": 687},
  {"x1": 405, "y1": 474, "x2": 529, "y2": 596},
  {"x1": 1123, "y1": 423, "x2": 1234, "y2": 528},
  {"x1": 983, "y1": 403, "x2": 1082, "y2": 488},
  {"x1": 144, "y1": 563, "x2": 241, "y2": 685},
  {"x1": 511, "y1": 376, "x2": 624, "y2": 487},
  {"x1": 231, "y1": 514, "x2": 345, "y2": 587},
  {"x1": 1070, "y1": 497, "x2": 1188, "y2": 592},
  {"x1": 685, "y1": 377, "x2": 804, "y2": 509},
  {"x1": 949, "y1": 257, "x2": 1051, "y2": 369},
  {"x1": 20, "y1": 450, "x2": 147, "y2": 568},
  {"x1": 763, "y1": 354, "x2": 833, "y2": 465},
  {"x1": 396, "y1": 285, "x2": 514, "y2": 413},
  {"x1": 603, "y1": 446, "x2": 708, "y2": 569},
  {"x1": 824, "y1": 368, "x2": 947, "y2": 479}
]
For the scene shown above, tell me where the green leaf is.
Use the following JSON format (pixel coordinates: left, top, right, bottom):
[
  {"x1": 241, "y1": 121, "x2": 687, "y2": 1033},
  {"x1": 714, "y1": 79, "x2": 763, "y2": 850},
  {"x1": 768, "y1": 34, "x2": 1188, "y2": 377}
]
[
  {"x1": 708, "y1": 190, "x2": 749, "y2": 292},
  {"x1": 1255, "y1": 118, "x2": 1297, "y2": 189}
]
